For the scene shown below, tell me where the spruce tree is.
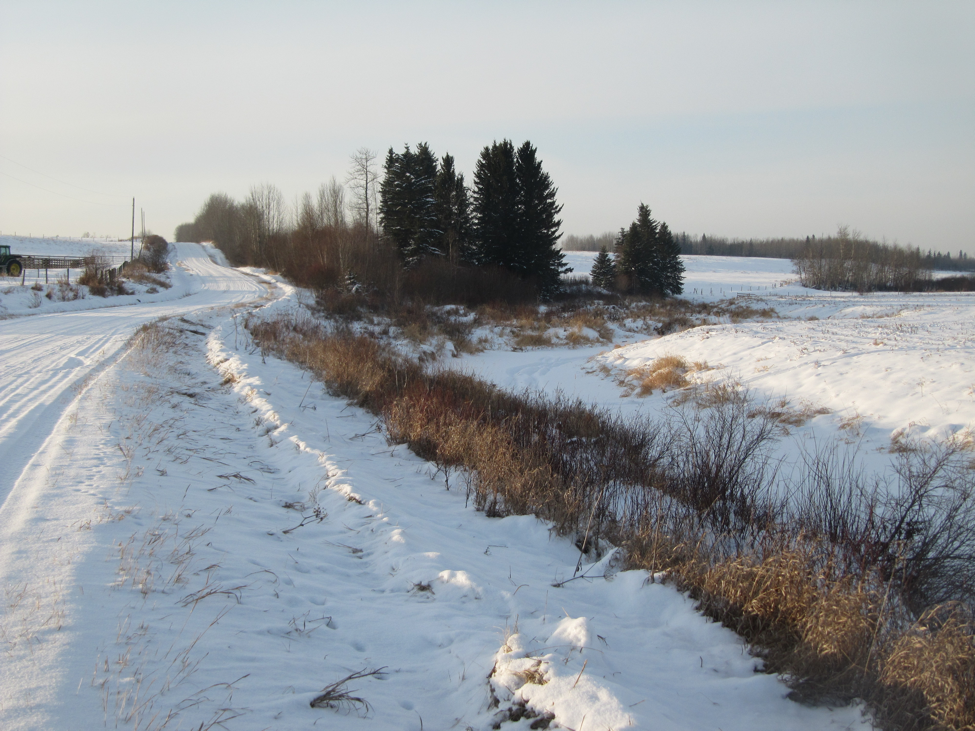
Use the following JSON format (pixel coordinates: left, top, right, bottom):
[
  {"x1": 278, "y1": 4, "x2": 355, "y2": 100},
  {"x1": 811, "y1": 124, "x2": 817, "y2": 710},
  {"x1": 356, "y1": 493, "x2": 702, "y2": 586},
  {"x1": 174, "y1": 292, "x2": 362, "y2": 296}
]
[
  {"x1": 434, "y1": 153, "x2": 472, "y2": 264},
  {"x1": 472, "y1": 139, "x2": 568, "y2": 298},
  {"x1": 615, "y1": 204, "x2": 659, "y2": 294},
  {"x1": 379, "y1": 147, "x2": 405, "y2": 243},
  {"x1": 656, "y1": 221, "x2": 685, "y2": 295},
  {"x1": 471, "y1": 140, "x2": 519, "y2": 269},
  {"x1": 379, "y1": 143, "x2": 441, "y2": 266},
  {"x1": 614, "y1": 204, "x2": 684, "y2": 296},
  {"x1": 590, "y1": 245, "x2": 616, "y2": 289},
  {"x1": 515, "y1": 141, "x2": 568, "y2": 298}
]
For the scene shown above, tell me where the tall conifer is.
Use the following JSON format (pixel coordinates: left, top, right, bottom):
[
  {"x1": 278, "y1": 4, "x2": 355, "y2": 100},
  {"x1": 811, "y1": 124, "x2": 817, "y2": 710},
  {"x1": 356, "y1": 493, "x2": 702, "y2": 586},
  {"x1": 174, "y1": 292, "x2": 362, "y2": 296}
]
[
  {"x1": 515, "y1": 141, "x2": 568, "y2": 297},
  {"x1": 379, "y1": 143, "x2": 442, "y2": 265},
  {"x1": 656, "y1": 221, "x2": 685, "y2": 295},
  {"x1": 471, "y1": 140, "x2": 519, "y2": 268},
  {"x1": 614, "y1": 203, "x2": 684, "y2": 295},
  {"x1": 472, "y1": 139, "x2": 568, "y2": 297},
  {"x1": 590, "y1": 245, "x2": 616, "y2": 289},
  {"x1": 434, "y1": 153, "x2": 472, "y2": 264}
]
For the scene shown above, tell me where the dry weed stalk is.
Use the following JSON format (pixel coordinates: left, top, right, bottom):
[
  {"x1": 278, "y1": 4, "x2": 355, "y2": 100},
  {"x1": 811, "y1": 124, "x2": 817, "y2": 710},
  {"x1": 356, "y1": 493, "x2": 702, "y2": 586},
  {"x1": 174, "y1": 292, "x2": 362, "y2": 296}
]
[{"x1": 310, "y1": 667, "x2": 386, "y2": 714}]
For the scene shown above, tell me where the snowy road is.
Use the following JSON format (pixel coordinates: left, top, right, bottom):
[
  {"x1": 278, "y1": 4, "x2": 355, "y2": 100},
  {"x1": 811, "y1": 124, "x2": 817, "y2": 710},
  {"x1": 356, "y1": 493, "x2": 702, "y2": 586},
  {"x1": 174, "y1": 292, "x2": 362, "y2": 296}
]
[{"x1": 0, "y1": 242, "x2": 268, "y2": 524}]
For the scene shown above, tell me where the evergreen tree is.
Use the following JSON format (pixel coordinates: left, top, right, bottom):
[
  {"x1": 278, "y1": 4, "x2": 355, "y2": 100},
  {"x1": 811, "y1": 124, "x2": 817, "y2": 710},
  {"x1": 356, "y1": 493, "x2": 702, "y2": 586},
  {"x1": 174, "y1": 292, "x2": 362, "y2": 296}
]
[
  {"x1": 515, "y1": 141, "x2": 568, "y2": 298},
  {"x1": 615, "y1": 204, "x2": 660, "y2": 294},
  {"x1": 590, "y1": 245, "x2": 616, "y2": 289},
  {"x1": 656, "y1": 221, "x2": 685, "y2": 295},
  {"x1": 379, "y1": 143, "x2": 441, "y2": 266},
  {"x1": 472, "y1": 139, "x2": 568, "y2": 298},
  {"x1": 614, "y1": 204, "x2": 684, "y2": 296},
  {"x1": 433, "y1": 153, "x2": 472, "y2": 264},
  {"x1": 471, "y1": 140, "x2": 519, "y2": 269}
]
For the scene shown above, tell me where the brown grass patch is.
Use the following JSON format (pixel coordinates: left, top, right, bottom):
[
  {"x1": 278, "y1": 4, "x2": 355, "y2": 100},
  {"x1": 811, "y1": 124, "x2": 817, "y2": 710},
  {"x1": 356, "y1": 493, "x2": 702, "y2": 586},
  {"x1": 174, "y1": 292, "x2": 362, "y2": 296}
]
[
  {"x1": 625, "y1": 355, "x2": 710, "y2": 396},
  {"x1": 749, "y1": 398, "x2": 832, "y2": 429},
  {"x1": 883, "y1": 606, "x2": 975, "y2": 731},
  {"x1": 512, "y1": 330, "x2": 554, "y2": 349}
]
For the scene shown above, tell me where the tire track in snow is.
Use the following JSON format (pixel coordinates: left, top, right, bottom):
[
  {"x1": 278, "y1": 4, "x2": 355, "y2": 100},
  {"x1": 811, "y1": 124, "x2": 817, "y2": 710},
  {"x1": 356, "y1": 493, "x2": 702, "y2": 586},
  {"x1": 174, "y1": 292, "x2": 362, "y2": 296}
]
[{"x1": 0, "y1": 243, "x2": 268, "y2": 516}]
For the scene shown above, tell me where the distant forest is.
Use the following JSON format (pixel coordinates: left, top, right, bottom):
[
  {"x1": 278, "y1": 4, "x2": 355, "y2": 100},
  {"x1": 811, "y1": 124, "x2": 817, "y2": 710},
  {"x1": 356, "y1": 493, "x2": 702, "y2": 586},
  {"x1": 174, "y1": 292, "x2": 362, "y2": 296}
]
[{"x1": 562, "y1": 231, "x2": 975, "y2": 272}]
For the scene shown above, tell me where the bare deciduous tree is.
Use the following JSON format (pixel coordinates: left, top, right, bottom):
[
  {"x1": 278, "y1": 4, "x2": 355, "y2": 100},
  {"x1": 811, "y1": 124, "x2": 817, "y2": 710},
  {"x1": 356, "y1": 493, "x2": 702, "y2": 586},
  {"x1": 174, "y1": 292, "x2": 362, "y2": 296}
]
[
  {"x1": 317, "y1": 176, "x2": 347, "y2": 229},
  {"x1": 246, "y1": 183, "x2": 286, "y2": 267},
  {"x1": 346, "y1": 148, "x2": 379, "y2": 234}
]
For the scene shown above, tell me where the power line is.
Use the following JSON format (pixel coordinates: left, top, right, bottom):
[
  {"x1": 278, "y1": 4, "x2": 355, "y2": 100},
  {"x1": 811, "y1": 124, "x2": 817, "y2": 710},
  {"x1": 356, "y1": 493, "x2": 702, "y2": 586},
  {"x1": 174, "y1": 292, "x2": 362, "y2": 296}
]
[
  {"x1": 0, "y1": 169, "x2": 129, "y2": 208},
  {"x1": 0, "y1": 152, "x2": 128, "y2": 200}
]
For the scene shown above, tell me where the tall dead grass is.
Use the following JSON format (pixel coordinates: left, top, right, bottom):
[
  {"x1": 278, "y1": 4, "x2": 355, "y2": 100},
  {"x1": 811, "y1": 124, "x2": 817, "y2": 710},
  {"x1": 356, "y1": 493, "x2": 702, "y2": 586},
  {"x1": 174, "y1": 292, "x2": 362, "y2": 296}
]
[{"x1": 249, "y1": 312, "x2": 975, "y2": 731}]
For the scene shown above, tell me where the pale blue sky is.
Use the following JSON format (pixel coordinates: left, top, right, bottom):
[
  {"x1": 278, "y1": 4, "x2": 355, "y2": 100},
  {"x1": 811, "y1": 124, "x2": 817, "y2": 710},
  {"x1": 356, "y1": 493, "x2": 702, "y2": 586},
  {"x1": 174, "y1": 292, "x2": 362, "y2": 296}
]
[{"x1": 2, "y1": 1, "x2": 973, "y2": 253}]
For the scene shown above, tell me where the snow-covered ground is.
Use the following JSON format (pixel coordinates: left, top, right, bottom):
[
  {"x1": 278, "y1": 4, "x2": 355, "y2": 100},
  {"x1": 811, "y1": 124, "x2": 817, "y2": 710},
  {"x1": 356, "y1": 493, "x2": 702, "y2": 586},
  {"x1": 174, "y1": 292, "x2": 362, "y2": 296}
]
[
  {"x1": 472, "y1": 253, "x2": 975, "y2": 464},
  {"x1": 0, "y1": 248, "x2": 879, "y2": 729},
  {"x1": 0, "y1": 235, "x2": 195, "y2": 317},
  {"x1": 0, "y1": 234, "x2": 131, "y2": 258},
  {"x1": 563, "y1": 250, "x2": 814, "y2": 301}
]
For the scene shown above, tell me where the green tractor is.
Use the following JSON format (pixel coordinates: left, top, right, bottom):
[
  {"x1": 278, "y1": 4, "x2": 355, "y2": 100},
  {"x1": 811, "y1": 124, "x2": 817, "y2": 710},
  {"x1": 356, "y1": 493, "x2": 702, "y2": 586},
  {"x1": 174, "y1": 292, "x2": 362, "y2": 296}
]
[{"x1": 1, "y1": 245, "x2": 24, "y2": 277}]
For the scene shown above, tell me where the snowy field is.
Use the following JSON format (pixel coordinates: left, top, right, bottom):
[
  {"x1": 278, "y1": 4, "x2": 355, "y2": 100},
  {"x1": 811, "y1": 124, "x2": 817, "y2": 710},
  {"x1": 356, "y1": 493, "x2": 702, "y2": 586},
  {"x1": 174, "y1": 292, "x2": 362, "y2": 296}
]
[
  {"x1": 482, "y1": 252, "x2": 975, "y2": 466},
  {"x1": 563, "y1": 250, "x2": 813, "y2": 301},
  {"x1": 0, "y1": 235, "x2": 189, "y2": 318},
  {"x1": 5, "y1": 245, "x2": 969, "y2": 728}
]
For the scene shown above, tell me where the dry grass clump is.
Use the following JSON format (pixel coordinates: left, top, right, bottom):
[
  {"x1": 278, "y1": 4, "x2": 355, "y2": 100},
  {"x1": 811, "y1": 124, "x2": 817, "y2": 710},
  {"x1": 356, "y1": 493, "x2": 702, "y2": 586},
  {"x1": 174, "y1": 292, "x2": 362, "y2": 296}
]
[
  {"x1": 249, "y1": 311, "x2": 975, "y2": 731},
  {"x1": 310, "y1": 667, "x2": 385, "y2": 714},
  {"x1": 890, "y1": 428, "x2": 925, "y2": 454},
  {"x1": 729, "y1": 304, "x2": 778, "y2": 323},
  {"x1": 123, "y1": 260, "x2": 171, "y2": 290},
  {"x1": 514, "y1": 660, "x2": 548, "y2": 686},
  {"x1": 749, "y1": 398, "x2": 832, "y2": 429},
  {"x1": 882, "y1": 606, "x2": 975, "y2": 731},
  {"x1": 623, "y1": 355, "x2": 710, "y2": 396},
  {"x1": 620, "y1": 297, "x2": 778, "y2": 336},
  {"x1": 513, "y1": 330, "x2": 554, "y2": 349}
]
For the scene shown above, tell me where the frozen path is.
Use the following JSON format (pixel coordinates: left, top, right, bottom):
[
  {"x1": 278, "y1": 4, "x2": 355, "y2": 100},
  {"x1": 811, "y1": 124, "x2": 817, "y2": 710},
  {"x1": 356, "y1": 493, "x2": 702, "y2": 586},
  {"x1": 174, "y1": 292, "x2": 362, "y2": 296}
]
[{"x1": 0, "y1": 242, "x2": 267, "y2": 513}]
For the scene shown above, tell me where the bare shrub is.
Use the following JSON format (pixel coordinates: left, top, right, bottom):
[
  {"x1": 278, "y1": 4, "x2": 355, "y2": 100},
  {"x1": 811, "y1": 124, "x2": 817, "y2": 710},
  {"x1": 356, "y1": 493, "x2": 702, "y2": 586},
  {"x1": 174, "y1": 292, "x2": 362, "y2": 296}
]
[
  {"x1": 140, "y1": 235, "x2": 170, "y2": 273},
  {"x1": 123, "y1": 260, "x2": 171, "y2": 289},
  {"x1": 78, "y1": 252, "x2": 129, "y2": 297},
  {"x1": 78, "y1": 253, "x2": 109, "y2": 296},
  {"x1": 53, "y1": 273, "x2": 82, "y2": 301}
]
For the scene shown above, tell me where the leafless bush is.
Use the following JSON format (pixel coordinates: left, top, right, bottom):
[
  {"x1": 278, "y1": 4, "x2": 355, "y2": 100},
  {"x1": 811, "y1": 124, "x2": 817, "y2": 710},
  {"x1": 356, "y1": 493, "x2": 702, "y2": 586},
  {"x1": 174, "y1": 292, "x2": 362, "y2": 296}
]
[
  {"x1": 123, "y1": 259, "x2": 171, "y2": 289},
  {"x1": 52, "y1": 272, "x2": 82, "y2": 301},
  {"x1": 792, "y1": 442, "x2": 975, "y2": 614},
  {"x1": 140, "y1": 234, "x2": 170, "y2": 273}
]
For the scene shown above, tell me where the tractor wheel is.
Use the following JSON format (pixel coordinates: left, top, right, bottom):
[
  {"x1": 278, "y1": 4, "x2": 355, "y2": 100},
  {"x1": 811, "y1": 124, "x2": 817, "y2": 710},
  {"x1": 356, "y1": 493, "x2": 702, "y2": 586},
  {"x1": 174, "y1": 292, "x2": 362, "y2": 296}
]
[{"x1": 6, "y1": 260, "x2": 23, "y2": 278}]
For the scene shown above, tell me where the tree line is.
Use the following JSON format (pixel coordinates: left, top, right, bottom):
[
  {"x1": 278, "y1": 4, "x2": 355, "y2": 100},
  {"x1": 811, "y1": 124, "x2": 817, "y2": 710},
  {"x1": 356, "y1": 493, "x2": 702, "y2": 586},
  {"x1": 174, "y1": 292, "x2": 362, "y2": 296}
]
[
  {"x1": 175, "y1": 140, "x2": 570, "y2": 303},
  {"x1": 792, "y1": 226, "x2": 931, "y2": 292},
  {"x1": 568, "y1": 230, "x2": 975, "y2": 274}
]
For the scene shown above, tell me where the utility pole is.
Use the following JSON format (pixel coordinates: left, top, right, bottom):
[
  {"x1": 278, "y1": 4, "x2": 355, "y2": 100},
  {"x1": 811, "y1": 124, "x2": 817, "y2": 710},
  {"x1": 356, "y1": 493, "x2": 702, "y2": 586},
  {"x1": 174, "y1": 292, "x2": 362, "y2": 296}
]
[{"x1": 131, "y1": 198, "x2": 135, "y2": 260}]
